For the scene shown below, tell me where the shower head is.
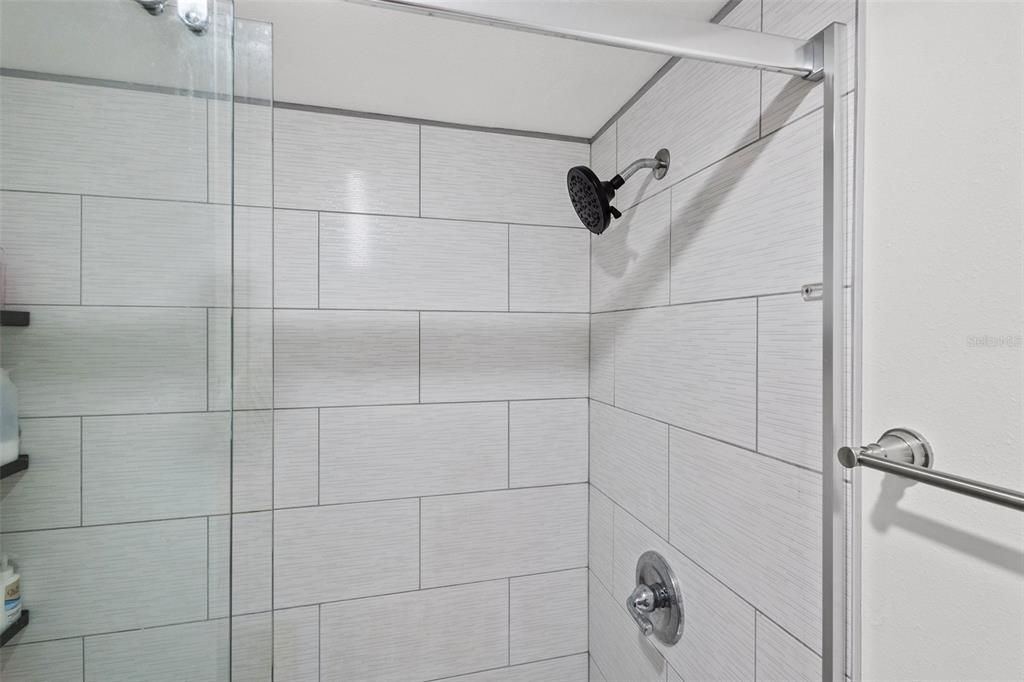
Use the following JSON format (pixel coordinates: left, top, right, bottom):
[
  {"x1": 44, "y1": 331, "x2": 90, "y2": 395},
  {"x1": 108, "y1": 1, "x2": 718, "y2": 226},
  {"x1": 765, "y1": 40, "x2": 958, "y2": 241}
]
[{"x1": 566, "y1": 148, "x2": 670, "y2": 234}]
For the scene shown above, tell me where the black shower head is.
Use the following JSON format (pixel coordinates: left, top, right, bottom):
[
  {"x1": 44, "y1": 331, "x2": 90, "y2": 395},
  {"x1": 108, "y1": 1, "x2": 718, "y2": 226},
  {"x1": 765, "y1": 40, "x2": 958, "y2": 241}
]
[
  {"x1": 566, "y1": 166, "x2": 621, "y2": 235},
  {"x1": 566, "y1": 148, "x2": 671, "y2": 234}
]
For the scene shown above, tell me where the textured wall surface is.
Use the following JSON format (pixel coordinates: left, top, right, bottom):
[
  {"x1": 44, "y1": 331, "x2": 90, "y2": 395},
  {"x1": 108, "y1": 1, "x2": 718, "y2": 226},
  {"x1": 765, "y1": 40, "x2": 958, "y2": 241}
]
[{"x1": 587, "y1": 1, "x2": 858, "y2": 680}]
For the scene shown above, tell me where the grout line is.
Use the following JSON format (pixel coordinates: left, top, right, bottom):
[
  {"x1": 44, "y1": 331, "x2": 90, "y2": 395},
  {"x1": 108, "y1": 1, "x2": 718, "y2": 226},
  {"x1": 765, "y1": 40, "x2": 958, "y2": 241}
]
[
  {"x1": 78, "y1": 195, "x2": 84, "y2": 305},
  {"x1": 506, "y1": 224, "x2": 511, "y2": 311},
  {"x1": 317, "y1": 603, "x2": 322, "y2": 682},
  {"x1": 206, "y1": 516, "x2": 211, "y2": 619},
  {"x1": 316, "y1": 408, "x2": 321, "y2": 505},
  {"x1": 417, "y1": 497, "x2": 422, "y2": 590},
  {"x1": 506, "y1": 579, "x2": 512, "y2": 665},
  {"x1": 417, "y1": 312, "x2": 422, "y2": 403},
  {"x1": 754, "y1": 607, "x2": 759, "y2": 679},
  {"x1": 316, "y1": 212, "x2": 321, "y2": 309},
  {"x1": 78, "y1": 417, "x2": 84, "y2": 526},
  {"x1": 418, "y1": 126, "x2": 423, "y2": 217},
  {"x1": 506, "y1": 401, "x2": 511, "y2": 487},
  {"x1": 205, "y1": 308, "x2": 211, "y2": 411},
  {"x1": 425, "y1": 653, "x2": 589, "y2": 682},
  {"x1": 4, "y1": 303, "x2": 591, "y2": 314},
  {"x1": 755, "y1": 297, "x2": 760, "y2": 450}
]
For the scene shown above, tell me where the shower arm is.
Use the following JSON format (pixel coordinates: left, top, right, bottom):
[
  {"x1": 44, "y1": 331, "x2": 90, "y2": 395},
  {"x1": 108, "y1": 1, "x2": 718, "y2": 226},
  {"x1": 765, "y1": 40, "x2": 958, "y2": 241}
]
[
  {"x1": 612, "y1": 149, "x2": 671, "y2": 189},
  {"x1": 616, "y1": 158, "x2": 660, "y2": 185}
]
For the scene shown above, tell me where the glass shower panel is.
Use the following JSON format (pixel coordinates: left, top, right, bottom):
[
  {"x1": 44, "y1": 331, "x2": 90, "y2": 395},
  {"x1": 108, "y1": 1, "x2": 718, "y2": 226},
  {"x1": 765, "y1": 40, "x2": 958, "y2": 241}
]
[{"x1": 0, "y1": 1, "x2": 258, "y2": 679}]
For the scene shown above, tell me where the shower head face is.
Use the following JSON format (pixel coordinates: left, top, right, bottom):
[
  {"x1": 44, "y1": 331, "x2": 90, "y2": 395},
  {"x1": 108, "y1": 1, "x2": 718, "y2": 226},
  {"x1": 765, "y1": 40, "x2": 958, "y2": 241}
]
[{"x1": 567, "y1": 166, "x2": 612, "y2": 234}]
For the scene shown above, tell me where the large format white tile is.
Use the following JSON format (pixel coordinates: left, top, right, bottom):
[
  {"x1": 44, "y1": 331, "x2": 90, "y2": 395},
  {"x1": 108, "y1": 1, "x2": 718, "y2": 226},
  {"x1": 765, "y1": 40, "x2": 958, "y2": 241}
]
[
  {"x1": 84, "y1": 619, "x2": 227, "y2": 682},
  {"x1": 761, "y1": 0, "x2": 857, "y2": 135},
  {"x1": 420, "y1": 484, "x2": 587, "y2": 587},
  {"x1": 273, "y1": 209, "x2": 318, "y2": 308},
  {"x1": 273, "y1": 500, "x2": 419, "y2": 608},
  {"x1": 0, "y1": 638, "x2": 83, "y2": 682},
  {"x1": 591, "y1": 124, "x2": 617, "y2": 180},
  {"x1": 0, "y1": 190, "x2": 80, "y2": 305},
  {"x1": 420, "y1": 312, "x2": 588, "y2": 402},
  {"x1": 510, "y1": 568, "x2": 588, "y2": 664},
  {"x1": 447, "y1": 655, "x2": 589, "y2": 682},
  {"x1": 1, "y1": 519, "x2": 207, "y2": 642},
  {"x1": 590, "y1": 401, "x2": 669, "y2": 537},
  {"x1": 320, "y1": 580, "x2": 508, "y2": 682},
  {"x1": 589, "y1": 313, "x2": 616, "y2": 403},
  {"x1": 233, "y1": 409, "x2": 272, "y2": 512},
  {"x1": 319, "y1": 213, "x2": 508, "y2": 311},
  {"x1": 615, "y1": 59, "x2": 760, "y2": 209},
  {"x1": 508, "y1": 398, "x2": 587, "y2": 487},
  {"x1": 1, "y1": 417, "x2": 80, "y2": 532},
  {"x1": 614, "y1": 300, "x2": 757, "y2": 447},
  {"x1": 588, "y1": 578, "x2": 666, "y2": 682},
  {"x1": 233, "y1": 205, "x2": 273, "y2": 308},
  {"x1": 589, "y1": 655, "x2": 609, "y2": 682},
  {"x1": 756, "y1": 612, "x2": 821, "y2": 682},
  {"x1": 613, "y1": 508, "x2": 755, "y2": 682},
  {"x1": 2, "y1": 306, "x2": 207, "y2": 416},
  {"x1": 0, "y1": 77, "x2": 207, "y2": 201},
  {"x1": 589, "y1": 485, "x2": 615, "y2": 592},
  {"x1": 81, "y1": 197, "x2": 230, "y2": 306},
  {"x1": 274, "y1": 108, "x2": 419, "y2": 214},
  {"x1": 208, "y1": 512, "x2": 273, "y2": 617},
  {"x1": 209, "y1": 101, "x2": 273, "y2": 207},
  {"x1": 669, "y1": 113, "x2": 822, "y2": 304},
  {"x1": 232, "y1": 612, "x2": 272, "y2": 682},
  {"x1": 273, "y1": 606, "x2": 319, "y2": 682},
  {"x1": 82, "y1": 412, "x2": 230, "y2": 524},
  {"x1": 758, "y1": 294, "x2": 823, "y2": 470},
  {"x1": 274, "y1": 309, "x2": 419, "y2": 408},
  {"x1": 509, "y1": 225, "x2": 590, "y2": 312},
  {"x1": 591, "y1": 190, "x2": 670, "y2": 312},
  {"x1": 669, "y1": 427, "x2": 821, "y2": 651},
  {"x1": 421, "y1": 127, "x2": 588, "y2": 227},
  {"x1": 319, "y1": 402, "x2": 507, "y2": 503},
  {"x1": 273, "y1": 408, "x2": 319, "y2": 508},
  {"x1": 208, "y1": 308, "x2": 274, "y2": 411}
]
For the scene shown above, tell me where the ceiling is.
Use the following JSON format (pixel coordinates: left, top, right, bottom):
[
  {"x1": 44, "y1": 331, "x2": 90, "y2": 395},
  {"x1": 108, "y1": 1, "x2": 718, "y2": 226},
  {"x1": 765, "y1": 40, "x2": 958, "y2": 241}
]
[{"x1": 236, "y1": 0, "x2": 726, "y2": 138}]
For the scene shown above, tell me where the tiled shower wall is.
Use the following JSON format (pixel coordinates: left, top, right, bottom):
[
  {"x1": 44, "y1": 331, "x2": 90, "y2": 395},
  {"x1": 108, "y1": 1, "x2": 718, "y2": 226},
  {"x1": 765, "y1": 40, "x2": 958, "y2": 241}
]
[
  {"x1": 0, "y1": 30, "x2": 591, "y2": 682},
  {"x1": 587, "y1": 1, "x2": 858, "y2": 681}
]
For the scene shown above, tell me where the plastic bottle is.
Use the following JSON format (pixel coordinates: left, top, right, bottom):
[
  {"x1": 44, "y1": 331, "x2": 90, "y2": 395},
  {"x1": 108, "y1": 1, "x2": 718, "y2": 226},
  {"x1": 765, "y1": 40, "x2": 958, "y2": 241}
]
[
  {"x1": 1, "y1": 556, "x2": 21, "y2": 631},
  {"x1": 0, "y1": 369, "x2": 18, "y2": 466}
]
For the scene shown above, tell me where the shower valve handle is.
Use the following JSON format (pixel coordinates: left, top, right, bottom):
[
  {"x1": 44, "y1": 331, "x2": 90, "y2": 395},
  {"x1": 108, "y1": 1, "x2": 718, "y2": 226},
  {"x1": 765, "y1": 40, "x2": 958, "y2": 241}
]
[{"x1": 627, "y1": 583, "x2": 664, "y2": 636}]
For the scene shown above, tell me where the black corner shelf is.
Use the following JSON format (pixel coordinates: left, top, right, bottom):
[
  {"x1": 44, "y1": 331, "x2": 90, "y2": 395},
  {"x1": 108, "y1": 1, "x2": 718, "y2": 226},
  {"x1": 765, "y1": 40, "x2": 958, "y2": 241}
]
[
  {"x1": 0, "y1": 311, "x2": 29, "y2": 327},
  {"x1": 0, "y1": 610, "x2": 29, "y2": 647},
  {"x1": 0, "y1": 454, "x2": 29, "y2": 479}
]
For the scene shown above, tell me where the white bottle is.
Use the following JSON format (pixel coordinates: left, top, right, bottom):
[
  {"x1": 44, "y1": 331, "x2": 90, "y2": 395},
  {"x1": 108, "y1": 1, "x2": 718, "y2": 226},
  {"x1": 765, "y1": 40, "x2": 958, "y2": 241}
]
[
  {"x1": 1, "y1": 556, "x2": 21, "y2": 631},
  {"x1": 0, "y1": 369, "x2": 18, "y2": 466}
]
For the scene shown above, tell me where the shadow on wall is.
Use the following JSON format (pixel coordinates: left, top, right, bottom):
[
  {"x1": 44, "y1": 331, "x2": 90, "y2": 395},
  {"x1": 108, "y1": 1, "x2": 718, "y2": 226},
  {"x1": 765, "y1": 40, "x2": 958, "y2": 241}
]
[{"x1": 870, "y1": 476, "x2": 1024, "y2": 578}]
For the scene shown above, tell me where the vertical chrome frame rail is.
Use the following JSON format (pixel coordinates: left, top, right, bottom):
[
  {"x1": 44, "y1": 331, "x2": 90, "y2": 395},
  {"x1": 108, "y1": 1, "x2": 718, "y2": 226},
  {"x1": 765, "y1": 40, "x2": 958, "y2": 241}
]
[
  {"x1": 819, "y1": 22, "x2": 848, "y2": 682},
  {"x1": 359, "y1": 3, "x2": 851, "y2": 678}
]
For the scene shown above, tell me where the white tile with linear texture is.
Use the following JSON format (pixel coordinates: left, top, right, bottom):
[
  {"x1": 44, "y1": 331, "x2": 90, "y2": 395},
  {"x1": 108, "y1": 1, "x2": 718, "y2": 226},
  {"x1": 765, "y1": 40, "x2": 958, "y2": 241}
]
[
  {"x1": 614, "y1": 299, "x2": 757, "y2": 448},
  {"x1": 273, "y1": 408, "x2": 318, "y2": 509},
  {"x1": 319, "y1": 213, "x2": 508, "y2": 311},
  {"x1": 233, "y1": 205, "x2": 273, "y2": 308},
  {"x1": 509, "y1": 224, "x2": 590, "y2": 312},
  {"x1": 420, "y1": 312, "x2": 588, "y2": 402},
  {"x1": 588, "y1": 485, "x2": 615, "y2": 592},
  {"x1": 669, "y1": 427, "x2": 821, "y2": 652},
  {"x1": 273, "y1": 309, "x2": 419, "y2": 408},
  {"x1": 0, "y1": 190, "x2": 80, "y2": 305},
  {"x1": 81, "y1": 197, "x2": 230, "y2": 307},
  {"x1": 273, "y1": 108, "x2": 419, "y2": 214},
  {"x1": 1, "y1": 417, "x2": 80, "y2": 532},
  {"x1": 319, "y1": 580, "x2": 508, "y2": 682},
  {"x1": 273, "y1": 499, "x2": 419, "y2": 608},
  {"x1": 510, "y1": 568, "x2": 588, "y2": 664},
  {"x1": 273, "y1": 606, "x2": 319, "y2": 682},
  {"x1": 231, "y1": 612, "x2": 272, "y2": 682},
  {"x1": 420, "y1": 484, "x2": 587, "y2": 587},
  {"x1": 1, "y1": 518, "x2": 207, "y2": 642},
  {"x1": 447, "y1": 654, "x2": 589, "y2": 682},
  {"x1": 588, "y1": 577, "x2": 667, "y2": 682},
  {"x1": 2, "y1": 306, "x2": 207, "y2": 417},
  {"x1": 669, "y1": 112, "x2": 823, "y2": 304},
  {"x1": 720, "y1": 0, "x2": 762, "y2": 30},
  {"x1": 613, "y1": 505, "x2": 756, "y2": 681},
  {"x1": 84, "y1": 619, "x2": 227, "y2": 682},
  {"x1": 273, "y1": 209, "x2": 319, "y2": 308},
  {"x1": 0, "y1": 77, "x2": 206, "y2": 201},
  {"x1": 232, "y1": 409, "x2": 272, "y2": 512},
  {"x1": 208, "y1": 512, "x2": 272, "y2": 617},
  {"x1": 421, "y1": 126, "x2": 588, "y2": 227},
  {"x1": 508, "y1": 398, "x2": 588, "y2": 488},
  {"x1": 319, "y1": 402, "x2": 508, "y2": 503},
  {"x1": 589, "y1": 313, "x2": 616, "y2": 403},
  {"x1": 590, "y1": 124, "x2": 616, "y2": 180},
  {"x1": 0, "y1": 639, "x2": 83, "y2": 682},
  {"x1": 614, "y1": 58, "x2": 760, "y2": 210},
  {"x1": 761, "y1": 0, "x2": 857, "y2": 135},
  {"x1": 208, "y1": 101, "x2": 273, "y2": 207},
  {"x1": 589, "y1": 655, "x2": 609, "y2": 682},
  {"x1": 590, "y1": 189, "x2": 671, "y2": 313},
  {"x1": 208, "y1": 307, "x2": 274, "y2": 411},
  {"x1": 81, "y1": 412, "x2": 230, "y2": 525},
  {"x1": 756, "y1": 612, "x2": 821, "y2": 682},
  {"x1": 590, "y1": 400, "x2": 669, "y2": 538}
]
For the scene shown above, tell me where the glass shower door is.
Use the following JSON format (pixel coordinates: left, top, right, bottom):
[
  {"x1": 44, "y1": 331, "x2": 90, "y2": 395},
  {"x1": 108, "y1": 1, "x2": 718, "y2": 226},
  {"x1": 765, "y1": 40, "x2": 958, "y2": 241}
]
[{"x1": 0, "y1": 1, "x2": 265, "y2": 679}]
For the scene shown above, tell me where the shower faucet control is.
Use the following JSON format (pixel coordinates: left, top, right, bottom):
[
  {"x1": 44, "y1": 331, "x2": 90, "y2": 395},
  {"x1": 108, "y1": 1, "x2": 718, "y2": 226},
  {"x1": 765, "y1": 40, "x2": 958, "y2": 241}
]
[{"x1": 627, "y1": 551, "x2": 683, "y2": 645}]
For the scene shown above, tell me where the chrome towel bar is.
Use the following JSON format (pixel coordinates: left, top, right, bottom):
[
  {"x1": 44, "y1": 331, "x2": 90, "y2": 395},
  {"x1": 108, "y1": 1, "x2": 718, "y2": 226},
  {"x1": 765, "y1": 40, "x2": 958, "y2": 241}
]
[{"x1": 839, "y1": 428, "x2": 1024, "y2": 512}]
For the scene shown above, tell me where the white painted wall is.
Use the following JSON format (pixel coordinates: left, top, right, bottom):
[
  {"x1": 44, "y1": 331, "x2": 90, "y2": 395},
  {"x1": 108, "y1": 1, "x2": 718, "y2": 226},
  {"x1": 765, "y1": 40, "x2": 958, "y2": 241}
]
[{"x1": 861, "y1": 2, "x2": 1024, "y2": 679}]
